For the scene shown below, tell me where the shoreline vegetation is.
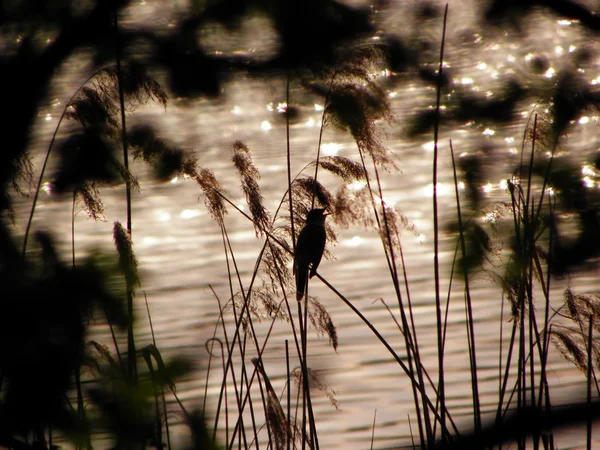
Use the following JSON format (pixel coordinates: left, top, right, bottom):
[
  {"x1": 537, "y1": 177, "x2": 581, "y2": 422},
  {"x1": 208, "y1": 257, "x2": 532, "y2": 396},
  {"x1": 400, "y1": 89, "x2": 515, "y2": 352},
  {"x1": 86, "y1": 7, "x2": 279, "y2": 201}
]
[{"x1": 2, "y1": 1, "x2": 600, "y2": 449}]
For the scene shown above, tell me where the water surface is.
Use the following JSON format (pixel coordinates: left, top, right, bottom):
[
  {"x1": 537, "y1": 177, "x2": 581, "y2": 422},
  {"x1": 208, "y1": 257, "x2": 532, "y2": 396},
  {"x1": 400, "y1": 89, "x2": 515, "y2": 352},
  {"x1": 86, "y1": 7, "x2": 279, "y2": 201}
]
[{"x1": 17, "y1": 1, "x2": 600, "y2": 448}]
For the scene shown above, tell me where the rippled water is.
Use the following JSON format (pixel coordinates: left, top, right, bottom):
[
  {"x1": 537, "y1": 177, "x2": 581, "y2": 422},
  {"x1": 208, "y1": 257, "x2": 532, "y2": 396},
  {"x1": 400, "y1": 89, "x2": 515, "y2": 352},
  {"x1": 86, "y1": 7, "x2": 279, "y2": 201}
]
[{"x1": 16, "y1": 1, "x2": 600, "y2": 448}]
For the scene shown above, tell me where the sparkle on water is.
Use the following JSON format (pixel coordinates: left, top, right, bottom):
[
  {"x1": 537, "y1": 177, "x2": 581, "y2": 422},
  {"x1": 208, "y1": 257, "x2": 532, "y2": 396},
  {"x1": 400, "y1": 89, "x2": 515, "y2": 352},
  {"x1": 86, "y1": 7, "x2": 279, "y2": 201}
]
[
  {"x1": 22, "y1": 2, "x2": 600, "y2": 448},
  {"x1": 321, "y1": 142, "x2": 342, "y2": 156}
]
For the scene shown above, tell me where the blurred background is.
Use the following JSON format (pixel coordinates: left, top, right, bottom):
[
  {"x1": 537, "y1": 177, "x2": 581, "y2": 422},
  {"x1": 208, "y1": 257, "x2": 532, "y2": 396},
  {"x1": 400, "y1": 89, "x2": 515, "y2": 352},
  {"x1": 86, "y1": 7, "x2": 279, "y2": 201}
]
[{"x1": 3, "y1": 0, "x2": 600, "y2": 448}]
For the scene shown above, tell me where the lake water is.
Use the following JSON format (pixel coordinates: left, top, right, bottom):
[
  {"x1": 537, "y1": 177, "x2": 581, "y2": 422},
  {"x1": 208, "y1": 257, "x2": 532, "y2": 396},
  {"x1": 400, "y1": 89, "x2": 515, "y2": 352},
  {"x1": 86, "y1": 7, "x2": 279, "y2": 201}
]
[{"x1": 15, "y1": 1, "x2": 600, "y2": 448}]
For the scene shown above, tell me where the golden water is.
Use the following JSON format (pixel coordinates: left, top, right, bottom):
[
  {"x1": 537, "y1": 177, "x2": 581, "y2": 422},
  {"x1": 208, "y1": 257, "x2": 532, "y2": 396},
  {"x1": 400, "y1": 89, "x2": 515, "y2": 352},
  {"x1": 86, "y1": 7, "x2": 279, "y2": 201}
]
[{"x1": 16, "y1": 1, "x2": 600, "y2": 448}]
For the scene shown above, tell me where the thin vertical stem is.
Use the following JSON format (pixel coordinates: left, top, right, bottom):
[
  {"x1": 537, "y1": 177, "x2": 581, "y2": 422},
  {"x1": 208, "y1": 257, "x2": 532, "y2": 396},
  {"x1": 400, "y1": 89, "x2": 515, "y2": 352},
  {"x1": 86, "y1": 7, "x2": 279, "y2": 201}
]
[
  {"x1": 286, "y1": 72, "x2": 295, "y2": 251},
  {"x1": 304, "y1": 303, "x2": 319, "y2": 450},
  {"x1": 71, "y1": 192, "x2": 76, "y2": 267},
  {"x1": 356, "y1": 131, "x2": 432, "y2": 444},
  {"x1": 315, "y1": 273, "x2": 456, "y2": 440},
  {"x1": 370, "y1": 153, "x2": 429, "y2": 447},
  {"x1": 310, "y1": 72, "x2": 335, "y2": 209},
  {"x1": 370, "y1": 409, "x2": 377, "y2": 450},
  {"x1": 299, "y1": 301, "x2": 308, "y2": 450},
  {"x1": 22, "y1": 73, "x2": 99, "y2": 257},
  {"x1": 587, "y1": 315, "x2": 593, "y2": 450},
  {"x1": 449, "y1": 140, "x2": 481, "y2": 435},
  {"x1": 286, "y1": 340, "x2": 291, "y2": 450},
  {"x1": 432, "y1": 4, "x2": 449, "y2": 444},
  {"x1": 113, "y1": 5, "x2": 136, "y2": 380},
  {"x1": 71, "y1": 191, "x2": 90, "y2": 450},
  {"x1": 144, "y1": 294, "x2": 171, "y2": 450}
]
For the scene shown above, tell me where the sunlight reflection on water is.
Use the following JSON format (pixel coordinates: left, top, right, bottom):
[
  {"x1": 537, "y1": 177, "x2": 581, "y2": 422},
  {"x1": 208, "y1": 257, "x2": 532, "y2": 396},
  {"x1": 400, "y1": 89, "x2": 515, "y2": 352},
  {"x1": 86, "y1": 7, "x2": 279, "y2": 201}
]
[{"x1": 17, "y1": 1, "x2": 600, "y2": 448}]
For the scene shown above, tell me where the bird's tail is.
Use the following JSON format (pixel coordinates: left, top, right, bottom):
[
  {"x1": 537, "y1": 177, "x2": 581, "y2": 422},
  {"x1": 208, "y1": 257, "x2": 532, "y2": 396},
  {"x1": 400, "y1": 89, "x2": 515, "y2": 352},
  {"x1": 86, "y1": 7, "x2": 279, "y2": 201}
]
[{"x1": 295, "y1": 265, "x2": 309, "y2": 301}]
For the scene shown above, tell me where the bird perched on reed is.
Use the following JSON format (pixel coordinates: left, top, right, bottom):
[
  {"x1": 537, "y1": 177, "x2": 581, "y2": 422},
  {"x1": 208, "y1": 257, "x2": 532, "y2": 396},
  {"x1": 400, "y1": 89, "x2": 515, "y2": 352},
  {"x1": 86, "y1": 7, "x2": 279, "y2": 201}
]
[{"x1": 293, "y1": 208, "x2": 328, "y2": 301}]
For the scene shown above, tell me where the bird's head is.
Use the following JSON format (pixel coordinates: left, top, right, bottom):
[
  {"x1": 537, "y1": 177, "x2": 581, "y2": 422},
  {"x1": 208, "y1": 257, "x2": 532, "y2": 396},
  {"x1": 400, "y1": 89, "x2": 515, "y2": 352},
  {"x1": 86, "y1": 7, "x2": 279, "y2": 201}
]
[{"x1": 305, "y1": 208, "x2": 329, "y2": 225}]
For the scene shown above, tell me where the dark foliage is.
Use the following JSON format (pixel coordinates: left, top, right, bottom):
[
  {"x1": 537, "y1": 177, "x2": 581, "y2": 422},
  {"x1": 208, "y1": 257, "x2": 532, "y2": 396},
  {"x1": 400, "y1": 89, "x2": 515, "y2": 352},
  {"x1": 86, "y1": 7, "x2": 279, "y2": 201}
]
[
  {"x1": 129, "y1": 125, "x2": 186, "y2": 182},
  {"x1": 0, "y1": 231, "x2": 127, "y2": 446},
  {"x1": 433, "y1": 400, "x2": 600, "y2": 450},
  {"x1": 408, "y1": 79, "x2": 526, "y2": 136},
  {"x1": 3, "y1": 0, "x2": 600, "y2": 448},
  {"x1": 458, "y1": 153, "x2": 485, "y2": 211},
  {"x1": 550, "y1": 71, "x2": 600, "y2": 140},
  {"x1": 53, "y1": 131, "x2": 122, "y2": 193},
  {"x1": 485, "y1": 0, "x2": 600, "y2": 32}
]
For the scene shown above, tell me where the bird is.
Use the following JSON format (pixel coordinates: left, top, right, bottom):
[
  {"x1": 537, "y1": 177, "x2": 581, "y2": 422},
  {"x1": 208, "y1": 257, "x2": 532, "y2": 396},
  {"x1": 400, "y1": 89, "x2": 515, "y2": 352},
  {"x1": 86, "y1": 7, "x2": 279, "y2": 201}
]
[{"x1": 293, "y1": 208, "x2": 328, "y2": 301}]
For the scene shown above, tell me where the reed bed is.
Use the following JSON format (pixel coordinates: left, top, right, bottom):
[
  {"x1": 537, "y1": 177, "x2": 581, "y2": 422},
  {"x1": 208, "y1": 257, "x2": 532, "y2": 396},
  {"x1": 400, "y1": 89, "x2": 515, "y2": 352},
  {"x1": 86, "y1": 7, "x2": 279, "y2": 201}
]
[{"x1": 5, "y1": 4, "x2": 600, "y2": 450}]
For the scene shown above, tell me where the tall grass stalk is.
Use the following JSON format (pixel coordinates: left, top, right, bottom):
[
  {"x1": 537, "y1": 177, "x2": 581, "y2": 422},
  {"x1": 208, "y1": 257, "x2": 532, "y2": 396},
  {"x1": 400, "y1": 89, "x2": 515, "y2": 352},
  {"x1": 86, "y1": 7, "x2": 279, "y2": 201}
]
[
  {"x1": 431, "y1": 5, "x2": 449, "y2": 445},
  {"x1": 359, "y1": 146, "x2": 431, "y2": 447},
  {"x1": 215, "y1": 223, "x2": 263, "y2": 447},
  {"x1": 450, "y1": 140, "x2": 482, "y2": 435},
  {"x1": 17, "y1": 3, "x2": 600, "y2": 448},
  {"x1": 201, "y1": 9, "x2": 599, "y2": 446},
  {"x1": 213, "y1": 210, "x2": 317, "y2": 449},
  {"x1": 315, "y1": 272, "x2": 456, "y2": 439},
  {"x1": 213, "y1": 228, "x2": 252, "y2": 443},
  {"x1": 113, "y1": 6, "x2": 137, "y2": 382},
  {"x1": 144, "y1": 293, "x2": 172, "y2": 450},
  {"x1": 21, "y1": 68, "x2": 104, "y2": 257},
  {"x1": 286, "y1": 340, "x2": 291, "y2": 450},
  {"x1": 370, "y1": 409, "x2": 377, "y2": 450},
  {"x1": 587, "y1": 315, "x2": 593, "y2": 450},
  {"x1": 225, "y1": 297, "x2": 292, "y2": 450},
  {"x1": 214, "y1": 146, "x2": 459, "y2": 444}
]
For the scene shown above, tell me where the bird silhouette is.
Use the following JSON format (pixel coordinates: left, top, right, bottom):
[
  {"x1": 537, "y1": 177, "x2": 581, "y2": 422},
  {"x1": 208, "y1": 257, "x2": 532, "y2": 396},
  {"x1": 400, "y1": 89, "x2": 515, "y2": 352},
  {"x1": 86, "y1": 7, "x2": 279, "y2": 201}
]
[{"x1": 293, "y1": 208, "x2": 328, "y2": 301}]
